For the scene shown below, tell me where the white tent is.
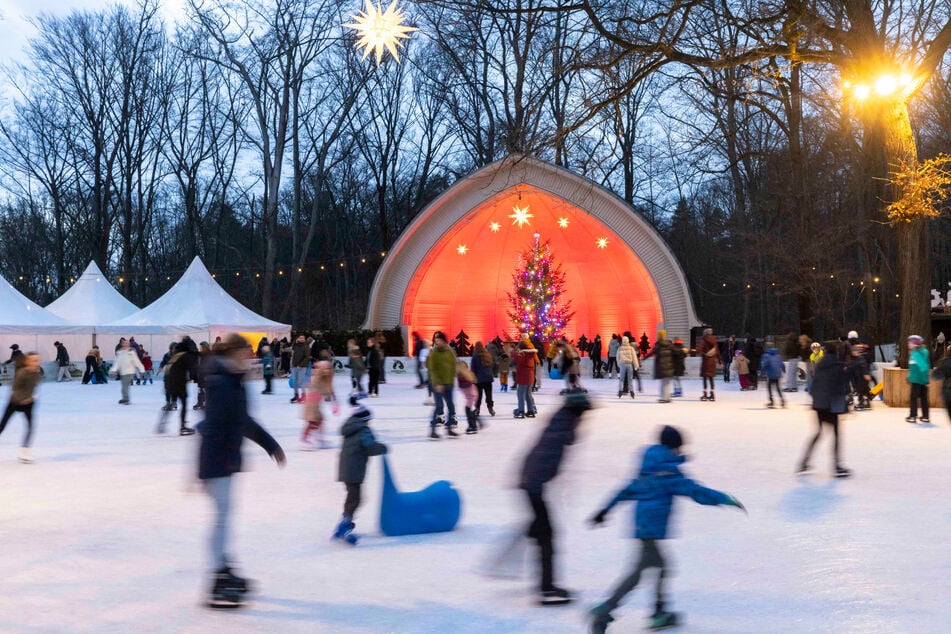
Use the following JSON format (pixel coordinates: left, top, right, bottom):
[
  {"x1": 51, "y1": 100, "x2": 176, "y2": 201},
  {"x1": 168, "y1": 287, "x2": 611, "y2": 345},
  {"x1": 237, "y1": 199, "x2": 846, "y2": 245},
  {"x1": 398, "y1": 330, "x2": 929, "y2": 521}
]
[
  {"x1": 99, "y1": 257, "x2": 290, "y2": 350},
  {"x1": 46, "y1": 261, "x2": 140, "y2": 327},
  {"x1": 0, "y1": 273, "x2": 82, "y2": 368}
]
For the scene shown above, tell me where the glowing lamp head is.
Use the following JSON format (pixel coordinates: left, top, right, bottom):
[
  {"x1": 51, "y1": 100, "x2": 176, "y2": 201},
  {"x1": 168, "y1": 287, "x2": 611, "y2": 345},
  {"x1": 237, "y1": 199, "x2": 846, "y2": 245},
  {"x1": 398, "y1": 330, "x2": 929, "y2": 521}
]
[{"x1": 853, "y1": 84, "x2": 871, "y2": 100}]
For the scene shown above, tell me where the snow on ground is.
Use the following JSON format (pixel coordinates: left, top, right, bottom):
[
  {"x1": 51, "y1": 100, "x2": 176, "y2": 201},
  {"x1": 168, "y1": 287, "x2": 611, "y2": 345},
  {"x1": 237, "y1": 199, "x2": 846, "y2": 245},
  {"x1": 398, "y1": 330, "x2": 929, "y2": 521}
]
[{"x1": 0, "y1": 369, "x2": 949, "y2": 633}]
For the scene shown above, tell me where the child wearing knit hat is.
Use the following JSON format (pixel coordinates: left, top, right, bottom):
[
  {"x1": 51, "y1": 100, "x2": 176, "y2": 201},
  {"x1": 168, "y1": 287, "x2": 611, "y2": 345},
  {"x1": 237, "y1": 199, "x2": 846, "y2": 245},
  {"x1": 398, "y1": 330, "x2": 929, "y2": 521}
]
[
  {"x1": 333, "y1": 396, "x2": 387, "y2": 545},
  {"x1": 588, "y1": 425, "x2": 745, "y2": 632}
]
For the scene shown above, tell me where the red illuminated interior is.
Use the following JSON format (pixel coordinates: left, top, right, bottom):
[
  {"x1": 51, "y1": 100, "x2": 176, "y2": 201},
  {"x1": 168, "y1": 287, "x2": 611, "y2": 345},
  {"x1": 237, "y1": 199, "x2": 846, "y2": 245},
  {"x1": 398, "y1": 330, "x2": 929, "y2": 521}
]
[{"x1": 403, "y1": 186, "x2": 663, "y2": 346}]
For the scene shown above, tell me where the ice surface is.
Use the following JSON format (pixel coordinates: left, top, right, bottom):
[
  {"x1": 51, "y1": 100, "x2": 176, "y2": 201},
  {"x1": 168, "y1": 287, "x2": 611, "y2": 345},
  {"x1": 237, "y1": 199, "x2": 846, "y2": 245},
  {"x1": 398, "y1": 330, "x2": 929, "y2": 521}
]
[{"x1": 0, "y1": 370, "x2": 948, "y2": 633}]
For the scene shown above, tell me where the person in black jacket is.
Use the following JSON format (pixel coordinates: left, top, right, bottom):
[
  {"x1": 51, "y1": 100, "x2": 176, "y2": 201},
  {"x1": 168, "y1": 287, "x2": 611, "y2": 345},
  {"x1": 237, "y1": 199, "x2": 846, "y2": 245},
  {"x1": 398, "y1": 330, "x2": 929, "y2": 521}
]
[
  {"x1": 333, "y1": 396, "x2": 387, "y2": 544},
  {"x1": 198, "y1": 333, "x2": 285, "y2": 608},
  {"x1": 798, "y1": 341, "x2": 852, "y2": 477},
  {"x1": 519, "y1": 390, "x2": 592, "y2": 606},
  {"x1": 54, "y1": 342, "x2": 71, "y2": 382},
  {"x1": 157, "y1": 343, "x2": 193, "y2": 435},
  {"x1": 193, "y1": 341, "x2": 212, "y2": 410},
  {"x1": 589, "y1": 335, "x2": 603, "y2": 379},
  {"x1": 365, "y1": 337, "x2": 383, "y2": 397}
]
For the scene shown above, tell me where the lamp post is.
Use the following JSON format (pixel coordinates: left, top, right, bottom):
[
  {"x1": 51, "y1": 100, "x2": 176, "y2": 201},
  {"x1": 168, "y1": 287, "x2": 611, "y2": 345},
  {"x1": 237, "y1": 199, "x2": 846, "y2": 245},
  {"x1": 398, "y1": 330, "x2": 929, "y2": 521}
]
[{"x1": 844, "y1": 69, "x2": 928, "y2": 366}]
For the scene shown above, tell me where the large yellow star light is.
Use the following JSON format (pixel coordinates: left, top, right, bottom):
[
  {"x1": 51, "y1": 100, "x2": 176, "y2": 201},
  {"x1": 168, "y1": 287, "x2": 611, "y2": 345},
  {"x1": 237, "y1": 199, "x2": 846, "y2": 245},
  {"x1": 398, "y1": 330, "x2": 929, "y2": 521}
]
[
  {"x1": 509, "y1": 204, "x2": 534, "y2": 228},
  {"x1": 344, "y1": 0, "x2": 419, "y2": 66}
]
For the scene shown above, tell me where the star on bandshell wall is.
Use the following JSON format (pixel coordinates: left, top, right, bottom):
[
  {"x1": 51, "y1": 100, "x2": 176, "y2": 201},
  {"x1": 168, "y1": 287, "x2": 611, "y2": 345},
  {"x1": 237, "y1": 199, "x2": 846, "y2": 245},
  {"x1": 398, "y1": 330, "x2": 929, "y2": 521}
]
[
  {"x1": 509, "y1": 205, "x2": 533, "y2": 228},
  {"x1": 457, "y1": 244, "x2": 469, "y2": 255},
  {"x1": 490, "y1": 221, "x2": 501, "y2": 232},
  {"x1": 596, "y1": 237, "x2": 608, "y2": 249},
  {"x1": 557, "y1": 217, "x2": 569, "y2": 229}
]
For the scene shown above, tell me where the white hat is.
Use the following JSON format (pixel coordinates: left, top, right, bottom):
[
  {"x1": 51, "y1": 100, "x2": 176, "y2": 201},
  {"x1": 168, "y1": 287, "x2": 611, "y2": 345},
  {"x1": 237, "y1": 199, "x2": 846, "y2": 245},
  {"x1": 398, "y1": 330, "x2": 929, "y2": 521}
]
[{"x1": 847, "y1": 330, "x2": 858, "y2": 340}]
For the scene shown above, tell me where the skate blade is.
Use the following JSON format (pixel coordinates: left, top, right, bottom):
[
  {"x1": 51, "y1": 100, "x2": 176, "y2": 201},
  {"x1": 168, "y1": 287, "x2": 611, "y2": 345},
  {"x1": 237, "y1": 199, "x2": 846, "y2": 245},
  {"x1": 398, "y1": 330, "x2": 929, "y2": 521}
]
[{"x1": 207, "y1": 597, "x2": 244, "y2": 609}]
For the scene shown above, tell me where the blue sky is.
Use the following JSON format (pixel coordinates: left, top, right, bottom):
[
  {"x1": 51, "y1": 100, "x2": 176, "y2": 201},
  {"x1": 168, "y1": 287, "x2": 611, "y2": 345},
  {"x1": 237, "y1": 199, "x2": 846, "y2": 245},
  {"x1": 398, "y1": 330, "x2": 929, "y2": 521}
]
[{"x1": 0, "y1": 0, "x2": 186, "y2": 65}]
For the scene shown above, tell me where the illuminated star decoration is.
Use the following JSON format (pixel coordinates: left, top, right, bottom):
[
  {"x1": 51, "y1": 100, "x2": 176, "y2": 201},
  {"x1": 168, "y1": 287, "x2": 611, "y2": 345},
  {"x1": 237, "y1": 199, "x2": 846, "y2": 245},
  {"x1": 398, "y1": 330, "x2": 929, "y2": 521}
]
[
  {"x1": 457, "y1": 244, "x2": 469, "y2": 255},
  {"x1": 343, "y1": 0, "x2": 419, "y2": 66},
  {"x1": 509, "y1": 204, "x2": 534, "y2": 228},
  {"x1": 490, "y1": 221, "x2": 501, "y2": 232},
  {"x1": 596, "y1": 237, "x2": 608, "y2": 249},
  {"x1": 557, "y1": 217, "x2": 569, "y2": 229}
]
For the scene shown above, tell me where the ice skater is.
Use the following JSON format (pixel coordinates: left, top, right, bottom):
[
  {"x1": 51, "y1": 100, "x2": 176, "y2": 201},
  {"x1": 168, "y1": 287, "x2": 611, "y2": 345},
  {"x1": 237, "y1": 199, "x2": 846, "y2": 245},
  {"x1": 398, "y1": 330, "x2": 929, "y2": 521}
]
[
  {"x1": 333, "y1": 396, "x2": 387, "y2": 545},
  {"x1": 300, "y1": 358, "x2": 337, "y2": 449},
  {"x1": 798, "y1": 341, "x2": 852, "y2": 477},
  {"x1": 761, "y1": 345, "x2": 786, "y2": 408},
  {"x1": 427, "y1": 331, "x2": 459, "y2": 438},
  {"x1": 197, "y1": 334, "x2": 285, "y2": 608},
  {"x1": 0, "y1": 352, "x2": 42, "y2": 463},
  {"x1": 932, "y1": 349, "x2": 951, "y2": 424},
  {"x1": 157, "y1": 342, "x2": 194, "y2": 436},
  {"x1": 588, "y1": 425, "x2": 745, "y2": 632},
  {"x1": 513, "y1": 338, "x2": 538, "y2": 418},
  {"x1": 260, "y1": 345, "x2": 275, "y2": 394},
  {"x1": 115, "y1": 339, "x2": 144, "y2": 404},
  {"x1": 906, "y1": 335, "x2": 931, "y2": 424},
  {"x1": 519, "y1": 390, "x2": 593, "y2": 606}
]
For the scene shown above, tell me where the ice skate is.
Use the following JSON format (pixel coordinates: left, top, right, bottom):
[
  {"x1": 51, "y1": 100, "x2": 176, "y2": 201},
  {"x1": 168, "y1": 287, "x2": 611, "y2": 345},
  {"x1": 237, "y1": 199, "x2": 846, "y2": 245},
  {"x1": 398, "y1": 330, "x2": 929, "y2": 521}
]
[
  {"x1": 919, "y1": 417, "x2": 931, "y2": 424},
  {"x1": 618, "y1": 390, "x2": 623, "y2": 398},
  {"x1": 332, "y1": 516, "x2": 358, "y2": 545},
  {"x1": 300, "y1": 439, "x2": 317, "y2": 451},
  {"x1": 708, "y1": 393, "x2": 715, "y2": 402},
  {"x1": 18, "y1": 447, "x2": 32, "y2": 464},
  {"x1": 445, "y1": 418, "x2": 460, "y2": 438},
  {"x1": 796, "y1": 462, "x2": 810, "y2": 475},
  {"x1": 526, "y1": 409, "x2": 537, "y2": 418},
  {"x1": 766, "y1": 402, "x2": 776, "y2": 409},
  {"x1": 538, "y1": 586, "x2": 573, "y2": 606},
  {"x1": 428, "y1": 426, "x2": 441, "y2": 440},
  {"x1": 207, "y1": 569, "x2": 246, "y2": 609},
  {"x1": 699, "y1": 393, "x2": 709, "y2": 401},
  {"x1": 905, "y1": 416, "x2": 917, "y2": 424},
  {"x1": 589, "y1": 611, "x2": 614, "y2": 634},
  {"x1": 487, "y1": 405, "x2": 495, "y2": 417},
  {"x1": 835, "y1": 466, "x2": 852, "y2": 478},
  {"x1": 649, "y1": 610, "x2": 680, "y2": 630},
  {"x1": 630, "y1": 391, "x2": 636, "y2": 399},
  {"x1": 179, "y1": 426, "x2": 196, "y2": 436},
  {"x1": 513, "y1": 410, "x2": 525, "y2": 419}
]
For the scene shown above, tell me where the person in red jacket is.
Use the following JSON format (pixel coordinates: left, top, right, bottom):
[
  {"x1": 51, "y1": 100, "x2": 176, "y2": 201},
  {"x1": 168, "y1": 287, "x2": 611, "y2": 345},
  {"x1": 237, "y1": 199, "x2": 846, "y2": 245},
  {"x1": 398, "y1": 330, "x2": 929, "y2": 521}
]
[{"x1": 514, "y1": 337, "x2": 539, "y2": 418}]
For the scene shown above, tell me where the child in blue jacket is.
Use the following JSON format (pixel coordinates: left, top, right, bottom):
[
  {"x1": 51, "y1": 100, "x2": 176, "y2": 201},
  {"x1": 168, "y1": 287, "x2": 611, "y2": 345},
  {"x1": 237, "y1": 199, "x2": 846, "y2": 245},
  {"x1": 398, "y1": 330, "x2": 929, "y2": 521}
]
[
  {"x1": 761, "y1": 346, "x2": 786, "y2": 408},
  {"x1": 588, "y1": 426, "x2": 744, "y2": 632}
]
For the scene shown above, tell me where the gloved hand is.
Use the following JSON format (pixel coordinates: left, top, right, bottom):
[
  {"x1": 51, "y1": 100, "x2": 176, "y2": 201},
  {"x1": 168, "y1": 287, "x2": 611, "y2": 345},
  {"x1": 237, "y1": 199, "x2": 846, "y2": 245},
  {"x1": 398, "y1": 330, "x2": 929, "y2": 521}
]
[
  {"x1": 725, "y1": 494, "x2": 746, "y2": 513},
  {"x1": 588, "y1": 509, "x2": 608, "y2": 527}
]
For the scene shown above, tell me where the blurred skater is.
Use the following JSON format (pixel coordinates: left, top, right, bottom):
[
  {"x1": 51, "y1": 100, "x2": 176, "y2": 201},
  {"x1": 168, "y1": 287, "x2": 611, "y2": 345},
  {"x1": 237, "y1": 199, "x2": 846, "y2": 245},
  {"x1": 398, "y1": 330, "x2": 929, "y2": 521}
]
[
  {"x1": 471, "y1": 342, "x2": 495, "y2": 417},
  {"x1": 260, "y1": 345, "x2": 274, "y2": 394},
  {"x1": 798, "y1": 341, "x2": 852, "y2": 477},
  {"x1": 588, "y1": 425, "x2": 745, "y2": 632},
  {"x1": 427, "y1": 331, "x2": 458, "y2": 438},
  {"x1": 514, "y1": 337, "x2": 539, "y2": 418},
  {"x1": 906, "y1": 335, "x2": 931, "y2": 424},
  {"x1": 761, "y1": 345, "x2": 786, "y2": 408},
  {"x1": 157, "y1": 343, "x2": 194, "y2": 436},
  {"x1": 198, "y1": 334, "x2": 285, "y2": 608},
  {"x1": 300, "y1": 358, "x2": 337, "y2": 450},
  {"x1": 0, "y1": 352, "x2": 42, "y2": 463},
  {"x1": 333, "y1": 396, "x2": 387, "y2": 545},
  {"x1": 519, "y1": 390, "x2": 592, "y2": 605}
]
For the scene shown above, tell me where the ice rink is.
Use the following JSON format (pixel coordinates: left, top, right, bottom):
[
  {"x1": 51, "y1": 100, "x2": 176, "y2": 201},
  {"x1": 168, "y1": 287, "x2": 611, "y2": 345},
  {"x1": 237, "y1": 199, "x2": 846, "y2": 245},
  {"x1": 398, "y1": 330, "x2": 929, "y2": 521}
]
[{"x1": 1, "y1": 368, "x2": 948, "y2": 633}]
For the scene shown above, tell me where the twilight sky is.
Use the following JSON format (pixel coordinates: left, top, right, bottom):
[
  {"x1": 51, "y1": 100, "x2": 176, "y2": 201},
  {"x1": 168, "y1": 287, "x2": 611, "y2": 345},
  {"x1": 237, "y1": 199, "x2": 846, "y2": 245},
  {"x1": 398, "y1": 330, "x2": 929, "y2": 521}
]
[{"x1": 0, "y1": 0, "x2": 186, "y2": 66}]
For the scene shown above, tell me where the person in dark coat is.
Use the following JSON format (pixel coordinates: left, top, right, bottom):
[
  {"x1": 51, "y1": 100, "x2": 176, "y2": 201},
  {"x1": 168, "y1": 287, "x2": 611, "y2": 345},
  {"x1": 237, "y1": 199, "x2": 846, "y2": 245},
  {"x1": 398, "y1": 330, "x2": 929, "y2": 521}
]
[
  {"x1": 193, "y1": 341, "x2": 212, "y2": 410},
  {"x1": 54, "y1": 341, "x2": 71, "y2": 382},
  {"x1": 3, "y1": 344, "x2": 24, "y2": 371},
  {"x1": 519, "y1": 390, "x2": 592, "y2": 606},
  {"x1": 743, "y1": 334, "x2": 762, "y2": 390},
  {"x1": 720, "y1": 335, "x2": 738, "y2": 383},
  {"x1": 158, "y1": 343, "x2": 194, "y2": 435},
  {"x1": 650, "y1": 332, "x2": 675, "y2": 403},
  {"x1": 198, "y1": 333, "x2": 285, "y2": 607},
  {"x1": 412, "y1": 331, "x2": 426, "y2": 388},
  {"x1": 798, "y1": 341, "x2": 852, "y2": 477},
  {"x1": 158, "y1": 343, "x2": 178, "y2": 408},
  {"x1": 470, "y1": 342, "x2": 495, "y2": 416},
  {"x1": 697, "y1": 328, "x2": 719, "y2": 401},
  {"x1": 931, "y1": 350, "x2": 951, "y2": 424},
  {"x1": 588, "y1": 425, "x2": 744, "y2": 632},
  {"x1": 365, "y1": 337, "x2": 383, "y2": 397},
  {"x1": 589, "y1": 335, "x2": 603, "y2": 378},
  {"x1": 333, "y1": 397, "x2": 387, "y2": 544}
]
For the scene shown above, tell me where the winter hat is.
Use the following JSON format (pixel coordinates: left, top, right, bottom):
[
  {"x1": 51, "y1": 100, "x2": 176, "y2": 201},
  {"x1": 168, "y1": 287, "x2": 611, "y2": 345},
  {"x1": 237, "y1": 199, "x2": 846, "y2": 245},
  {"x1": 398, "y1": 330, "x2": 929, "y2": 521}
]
[
  {"x1": 658, "y1": 330, "x2": 667, "y2": 340},
  {"x1": 847, "y1": 330, "x2": 858, "y2": 340},
  {"x1": 622, "y1": 336, "x2": 630, "y2": 345},
  {"x1": 348, "y1": 395, "x2": 371, "y2": 423},
  {"x1": 433, "y1": 331, "x2": 447, "y2": 342},
  {"x1": 660, "y1": 425, "x2": 683, "y2": 450},
  {"x1": 734, "y1": 349, "x2": 743, "y2": 357},
  {"x1": 9, "y1": 344, "x2": 18, "y2": 350},
  {"x1": 810, "y1": 342, "x2": 821, "y2": 351},
  {"x1": 908, "y1": 335, "x2": 924, "y2": 345}
]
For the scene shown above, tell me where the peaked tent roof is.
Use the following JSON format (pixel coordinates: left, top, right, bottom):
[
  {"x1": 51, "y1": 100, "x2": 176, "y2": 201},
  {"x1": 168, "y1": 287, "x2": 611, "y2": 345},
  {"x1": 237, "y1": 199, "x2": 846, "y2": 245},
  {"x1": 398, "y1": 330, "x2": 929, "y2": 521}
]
[
  {"x1": 0, "y1": 274, "x2": 80, "y2": 334},
  {"x1": 45, "y1": 261, "x2": 140, "y2": 329},
  {"x1": 98, "y1": 257, "x2": 291, "y2": 335}
]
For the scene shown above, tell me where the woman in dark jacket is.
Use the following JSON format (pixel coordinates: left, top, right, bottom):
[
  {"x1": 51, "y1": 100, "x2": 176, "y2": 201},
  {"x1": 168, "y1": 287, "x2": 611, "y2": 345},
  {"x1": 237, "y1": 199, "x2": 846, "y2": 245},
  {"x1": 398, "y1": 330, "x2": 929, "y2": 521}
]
[
  {"x1": 798, "y1": 341, "x2": 852, "y2": 477},
  {"x1": 471, "y1": 342, "x2": 495, "y2": 416},
  {"x1": 198, "y1": 334, "x2": 285, "y2": 608},
  {"x1": 158, "y1": 344, "x2": 193, "y2": 435}
]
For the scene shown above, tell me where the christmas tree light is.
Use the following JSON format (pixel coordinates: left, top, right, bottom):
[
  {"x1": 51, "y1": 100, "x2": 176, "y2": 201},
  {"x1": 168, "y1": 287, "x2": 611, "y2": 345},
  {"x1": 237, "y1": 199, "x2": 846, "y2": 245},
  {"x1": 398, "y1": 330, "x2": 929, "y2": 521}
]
[{"x1": 508, "y1": 234, "x2": 573, "y2": 342}]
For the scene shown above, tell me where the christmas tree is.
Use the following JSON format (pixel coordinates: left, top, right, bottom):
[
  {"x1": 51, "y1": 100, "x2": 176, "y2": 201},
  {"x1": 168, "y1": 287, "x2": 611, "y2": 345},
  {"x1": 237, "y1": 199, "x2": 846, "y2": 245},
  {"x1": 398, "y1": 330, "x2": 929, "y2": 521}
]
[
  {"x1": 454, "y1": 330, "x2": 472, "y2": 357},
  {"x1": 508, "y1": 234, "x2": 574, "y2": 342}
]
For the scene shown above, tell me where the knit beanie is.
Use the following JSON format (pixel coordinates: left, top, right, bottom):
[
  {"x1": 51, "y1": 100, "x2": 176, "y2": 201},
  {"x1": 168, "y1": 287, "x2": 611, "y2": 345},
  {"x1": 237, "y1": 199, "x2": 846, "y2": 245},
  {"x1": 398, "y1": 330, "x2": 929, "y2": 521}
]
[{"x1": 660, "y1": 425, "x2": 683, "y2": 449}]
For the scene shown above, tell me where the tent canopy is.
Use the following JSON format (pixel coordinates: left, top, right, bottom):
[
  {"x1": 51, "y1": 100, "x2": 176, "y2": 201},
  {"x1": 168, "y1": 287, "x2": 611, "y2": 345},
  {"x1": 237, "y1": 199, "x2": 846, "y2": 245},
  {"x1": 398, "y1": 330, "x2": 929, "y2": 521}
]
[
  {"x1": 45, "y1": 261, "x2": 140, "y2": 329},
  {"x1": 98, "y1": 257, "x2": 291, "y2": 336},
  {"x1": 0, "y1": 274, "x2": 79, "y2": 334}
]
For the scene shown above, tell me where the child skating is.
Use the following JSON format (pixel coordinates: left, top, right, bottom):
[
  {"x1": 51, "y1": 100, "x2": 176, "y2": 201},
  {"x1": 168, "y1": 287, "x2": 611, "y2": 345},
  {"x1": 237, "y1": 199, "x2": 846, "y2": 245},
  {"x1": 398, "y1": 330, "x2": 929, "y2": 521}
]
[
  {"x1": 333, "y1": 396, "x2": 387, "y2": 545},
  {"x1": 301, "y1": 359, "x2": 337, "y2": 449},
  {"x1": 588, "y1": 425, "x2": 745, "y2": 632},
  {"x1": 761, "y1": 346, "x2": 786, "y2": 408},
  {"x1": 457, "y1": 360, "x2": 482, "y2": 434}
]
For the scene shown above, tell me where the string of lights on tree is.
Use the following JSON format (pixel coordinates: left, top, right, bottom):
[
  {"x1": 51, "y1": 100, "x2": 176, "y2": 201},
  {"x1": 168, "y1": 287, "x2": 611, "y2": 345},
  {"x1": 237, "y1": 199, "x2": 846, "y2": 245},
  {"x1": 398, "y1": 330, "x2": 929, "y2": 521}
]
[{"x1": 508, "y1": 233, "x2": 574, "y2": 342}]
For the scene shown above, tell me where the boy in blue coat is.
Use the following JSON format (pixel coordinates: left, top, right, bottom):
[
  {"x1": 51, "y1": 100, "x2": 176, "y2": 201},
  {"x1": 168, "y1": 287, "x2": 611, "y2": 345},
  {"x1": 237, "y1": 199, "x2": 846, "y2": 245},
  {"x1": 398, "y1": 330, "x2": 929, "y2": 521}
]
[
  {"x1": 761, "y1": 346, "x2": 786, "y2": 408},
  {"x1": 333, "y1": 396, "x2": 387, "y2": 545},
  {"x1": 260, "y1": 345, "x2": 274, "y2": 394},
  {"x1": 588, "y1": 426, "x2": 744, "y2": 632}
]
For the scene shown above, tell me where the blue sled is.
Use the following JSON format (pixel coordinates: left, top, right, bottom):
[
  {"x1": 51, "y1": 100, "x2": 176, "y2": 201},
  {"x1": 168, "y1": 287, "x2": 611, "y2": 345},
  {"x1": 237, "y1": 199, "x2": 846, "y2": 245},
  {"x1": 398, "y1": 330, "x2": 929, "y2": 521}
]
[{"x1": 379, "y1": 456, "x2": 461, "y2": 537}]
